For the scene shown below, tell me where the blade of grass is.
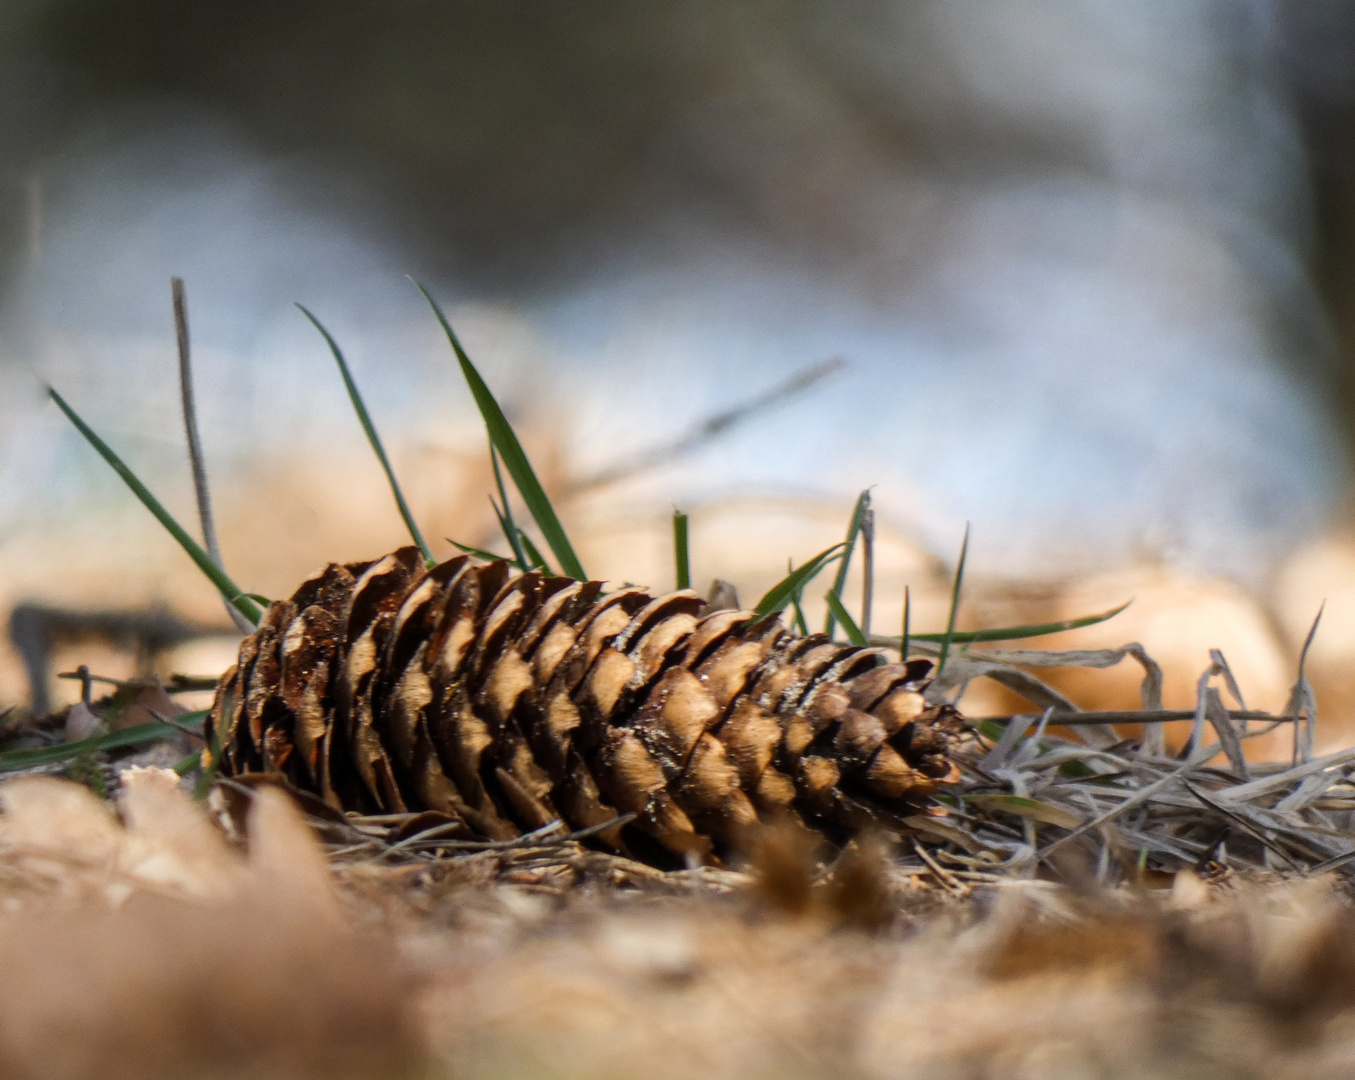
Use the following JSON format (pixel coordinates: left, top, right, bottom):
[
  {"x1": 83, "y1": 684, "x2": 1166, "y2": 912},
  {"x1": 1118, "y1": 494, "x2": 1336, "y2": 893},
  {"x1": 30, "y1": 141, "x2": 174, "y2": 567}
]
[
  {"x1": 518, "y1": 532, "x2": 552, "y2": 573},
  {"x1": 788, "y1": 558, "x2": 810, "y2": 634},
  {"x1": 0, "y1": 712, "x2": 206, "y2": 773},
  {"x1": 488, "y1": 442, "x2": 530, "y2": 570},
  {"x1": 754, "y1": 542, "x2": 846, "y2": 616},
  {"x1": 415, "y1": 280, "x2": 587, "y2": 580},
  {"x1": 447, "y1": 537, "x2": 507, "y2": 562},
  {"x1": 824, "y1": 490, "x2": 869, "y2": 638},
  {"x1": 936, "y1": 523, "x2": 969, "y2": 677},
  {"x1": 860, "y1": 503, "x2": 875, "y2": 637},
  {"x1": 296, "y1": 304, "x2": 434, "y2": 567},
  {"x1": 673, "y1": 510, "x2": 691, "y2": 590},
  {"x1": 888, "y1": 601, "x2": 1132, "y2": 645},
  {"x1": 825, "y1": 590, "x2": 868, "y2": 646},
  {"x1": 173, "y1": 751, "x2": 202, "y2": 776},
  {"x1": 48, "y1": 388, "x2": 262, "y2": 627},
  {"x1": 487, "y1": 495, "x2": 527, "y2": 570},
  {"x1": 901, "y1": 585, "x2": 911, "y2": 659},
  {"x1": 196, "y1": 693, "x2": 224, "y2": 799},
  {"x1": 298, "y1": 304, "x2": 433, "y2": 569}
]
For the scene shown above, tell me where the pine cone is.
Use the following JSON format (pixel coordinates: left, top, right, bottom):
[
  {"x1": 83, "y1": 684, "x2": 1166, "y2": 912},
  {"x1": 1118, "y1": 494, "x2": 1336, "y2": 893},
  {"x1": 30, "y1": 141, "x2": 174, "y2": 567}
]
[{"x1": 207, "y1": 547, "x2": 962, "y2": 864}]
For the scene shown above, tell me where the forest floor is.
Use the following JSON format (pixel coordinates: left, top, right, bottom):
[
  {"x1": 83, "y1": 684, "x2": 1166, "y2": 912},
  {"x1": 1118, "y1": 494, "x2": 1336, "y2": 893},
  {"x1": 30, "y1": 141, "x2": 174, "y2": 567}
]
[{"x1": 0, "y1": 724, "x2": 1353, "y2": 1080}]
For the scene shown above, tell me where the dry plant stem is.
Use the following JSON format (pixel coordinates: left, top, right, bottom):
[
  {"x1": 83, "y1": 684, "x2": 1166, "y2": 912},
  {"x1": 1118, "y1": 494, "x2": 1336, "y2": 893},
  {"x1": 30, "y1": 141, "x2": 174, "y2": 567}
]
[
  {"x1": 884, "y1": 622, "x2": 1355, "y2": 883},
  {"x1": 972, "y1": 709, "x2": 1305, "y2": 727},
  {"x1": 569, "y1": 356, "x2": 846, "y2": 492},
  {"x1": 1286, "y1": 603, "x2": 1323, "y2": 766},
  {"x1": 173, "y1": 277, "x2": 253, "y2": 635},
  {"x1": 146, "y1": 708, "x2": 207, "y2": 743},
  {"x1": 951, "y1": 708, "x2": 1355, "y2": 880},
  {"x1": 1181, "y1": 781, "x2": 1300, "y2": 871},
  {"x1": 386, "y1": 813, "x2": 638, "y2": 856},
  {"x1": 172, "y1": 279, "x2": 214, "y2": 561},
  {"x1": 1209, "y1": 648, "x2": 1247, "y2": 711},
  {"x1": 1036, "y1": 753, "x2": 1208, "y2": 857},
  {"x1": 911, "y1": 837, "x2": 968, "y2": 895}
]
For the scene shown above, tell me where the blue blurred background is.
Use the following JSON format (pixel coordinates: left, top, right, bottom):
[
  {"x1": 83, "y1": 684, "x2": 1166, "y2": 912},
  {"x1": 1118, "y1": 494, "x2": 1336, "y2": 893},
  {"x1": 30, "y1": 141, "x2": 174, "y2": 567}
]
[{"x1": 1, "y1": 1, "x2": 1354, "y2": 649}]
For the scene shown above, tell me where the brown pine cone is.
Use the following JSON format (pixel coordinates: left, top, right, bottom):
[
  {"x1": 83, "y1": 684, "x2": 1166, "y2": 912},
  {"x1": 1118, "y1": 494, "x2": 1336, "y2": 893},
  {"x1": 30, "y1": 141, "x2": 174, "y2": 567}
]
[{"x1": 207, "y1": 547, "x2": 962, "y2": 865}]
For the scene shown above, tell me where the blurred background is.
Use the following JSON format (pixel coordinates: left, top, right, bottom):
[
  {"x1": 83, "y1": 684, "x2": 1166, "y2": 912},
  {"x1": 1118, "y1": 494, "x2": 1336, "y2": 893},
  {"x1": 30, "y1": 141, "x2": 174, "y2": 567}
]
[{"x1": 3, "y1": 1, "x2": 1355, "y2": 738}]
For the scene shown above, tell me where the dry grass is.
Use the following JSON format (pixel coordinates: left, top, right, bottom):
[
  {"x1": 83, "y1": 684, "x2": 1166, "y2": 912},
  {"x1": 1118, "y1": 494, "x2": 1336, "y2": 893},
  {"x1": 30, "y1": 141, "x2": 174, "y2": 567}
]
[{"x1": 0, "y1": 772, "x2": 419, "y2": 1080}]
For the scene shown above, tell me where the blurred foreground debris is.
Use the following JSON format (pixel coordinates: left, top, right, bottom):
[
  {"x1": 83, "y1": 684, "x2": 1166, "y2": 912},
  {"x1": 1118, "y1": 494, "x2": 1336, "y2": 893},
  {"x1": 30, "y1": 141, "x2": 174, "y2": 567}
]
[
  {"x1": 5, "y1": 772, "x2": 1355, "y2": 1078},
  {"x1": 0, "y1": 774, "x2": 419, "y2": 1080}
]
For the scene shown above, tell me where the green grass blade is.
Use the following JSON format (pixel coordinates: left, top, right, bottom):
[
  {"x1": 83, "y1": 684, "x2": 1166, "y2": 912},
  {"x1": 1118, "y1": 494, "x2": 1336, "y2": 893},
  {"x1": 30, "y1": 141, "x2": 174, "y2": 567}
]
[
  {"x1": 0, "y1": 711, "x2": 207, "y2": 774},
  {"x1": 48, "y1": 388, "x2": 263, "y2": 627},
  {"x1": 824, "y1": 590, "x2": 868, "y2": 646},
  {"x1": 517, "y1": 531, "x2": 551, "y2": 573},
  {"x1": 754, "y1": 542, "x2": 846, "y2": 616},
  {"x1": 173, "y1": 751, "x2": 202, "y2": 775},
  {"x1": 936, "y1": 523, "x2": 970, "y2": 677},
  {"x1": 487, "y1": 495, "x2": 527, "y2": 570},
  {"x1": 901, "y1": 584, "x2": 912, "y2": 659},
  {"x1": 965, "y1": 793, "x2": 1082, "y2": 830},
  {"x1": 823, "y1": 490, "x2": 869, "y2": 638},
  {"x1": 415, "y1": 280, "x2": 587, "y2": 580},
  {"x1": 488, "y1": 443, "x2": 530, "y2": 570},
  {"x1": 297, "y1": 304, "x2": 434, "y2": 567},
  {"x1": 860, "y1": 505, "x2": 875, "y2": 636},
  {"x1": 905, "y1": 600, "x2": 1132, "y2": 644},
  {"x1": 786, "y1": 558, "x2": 811, "y2": 634},
  {"x1": 195, "y1": 689, "x2": 227, "y2": 799},
  {"x1": 673, "y1": 510, "x2": 691, "y2": 590},
  {"x1": 447, "y1": 537, "x2": 508, "y2": 562}
]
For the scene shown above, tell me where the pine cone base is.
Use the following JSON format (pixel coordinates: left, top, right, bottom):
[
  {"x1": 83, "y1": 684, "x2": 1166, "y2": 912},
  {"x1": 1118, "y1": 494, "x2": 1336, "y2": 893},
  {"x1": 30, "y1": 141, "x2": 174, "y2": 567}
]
[{"x1": 208, "y1": 549, "x2": 962, "y2": 865}]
